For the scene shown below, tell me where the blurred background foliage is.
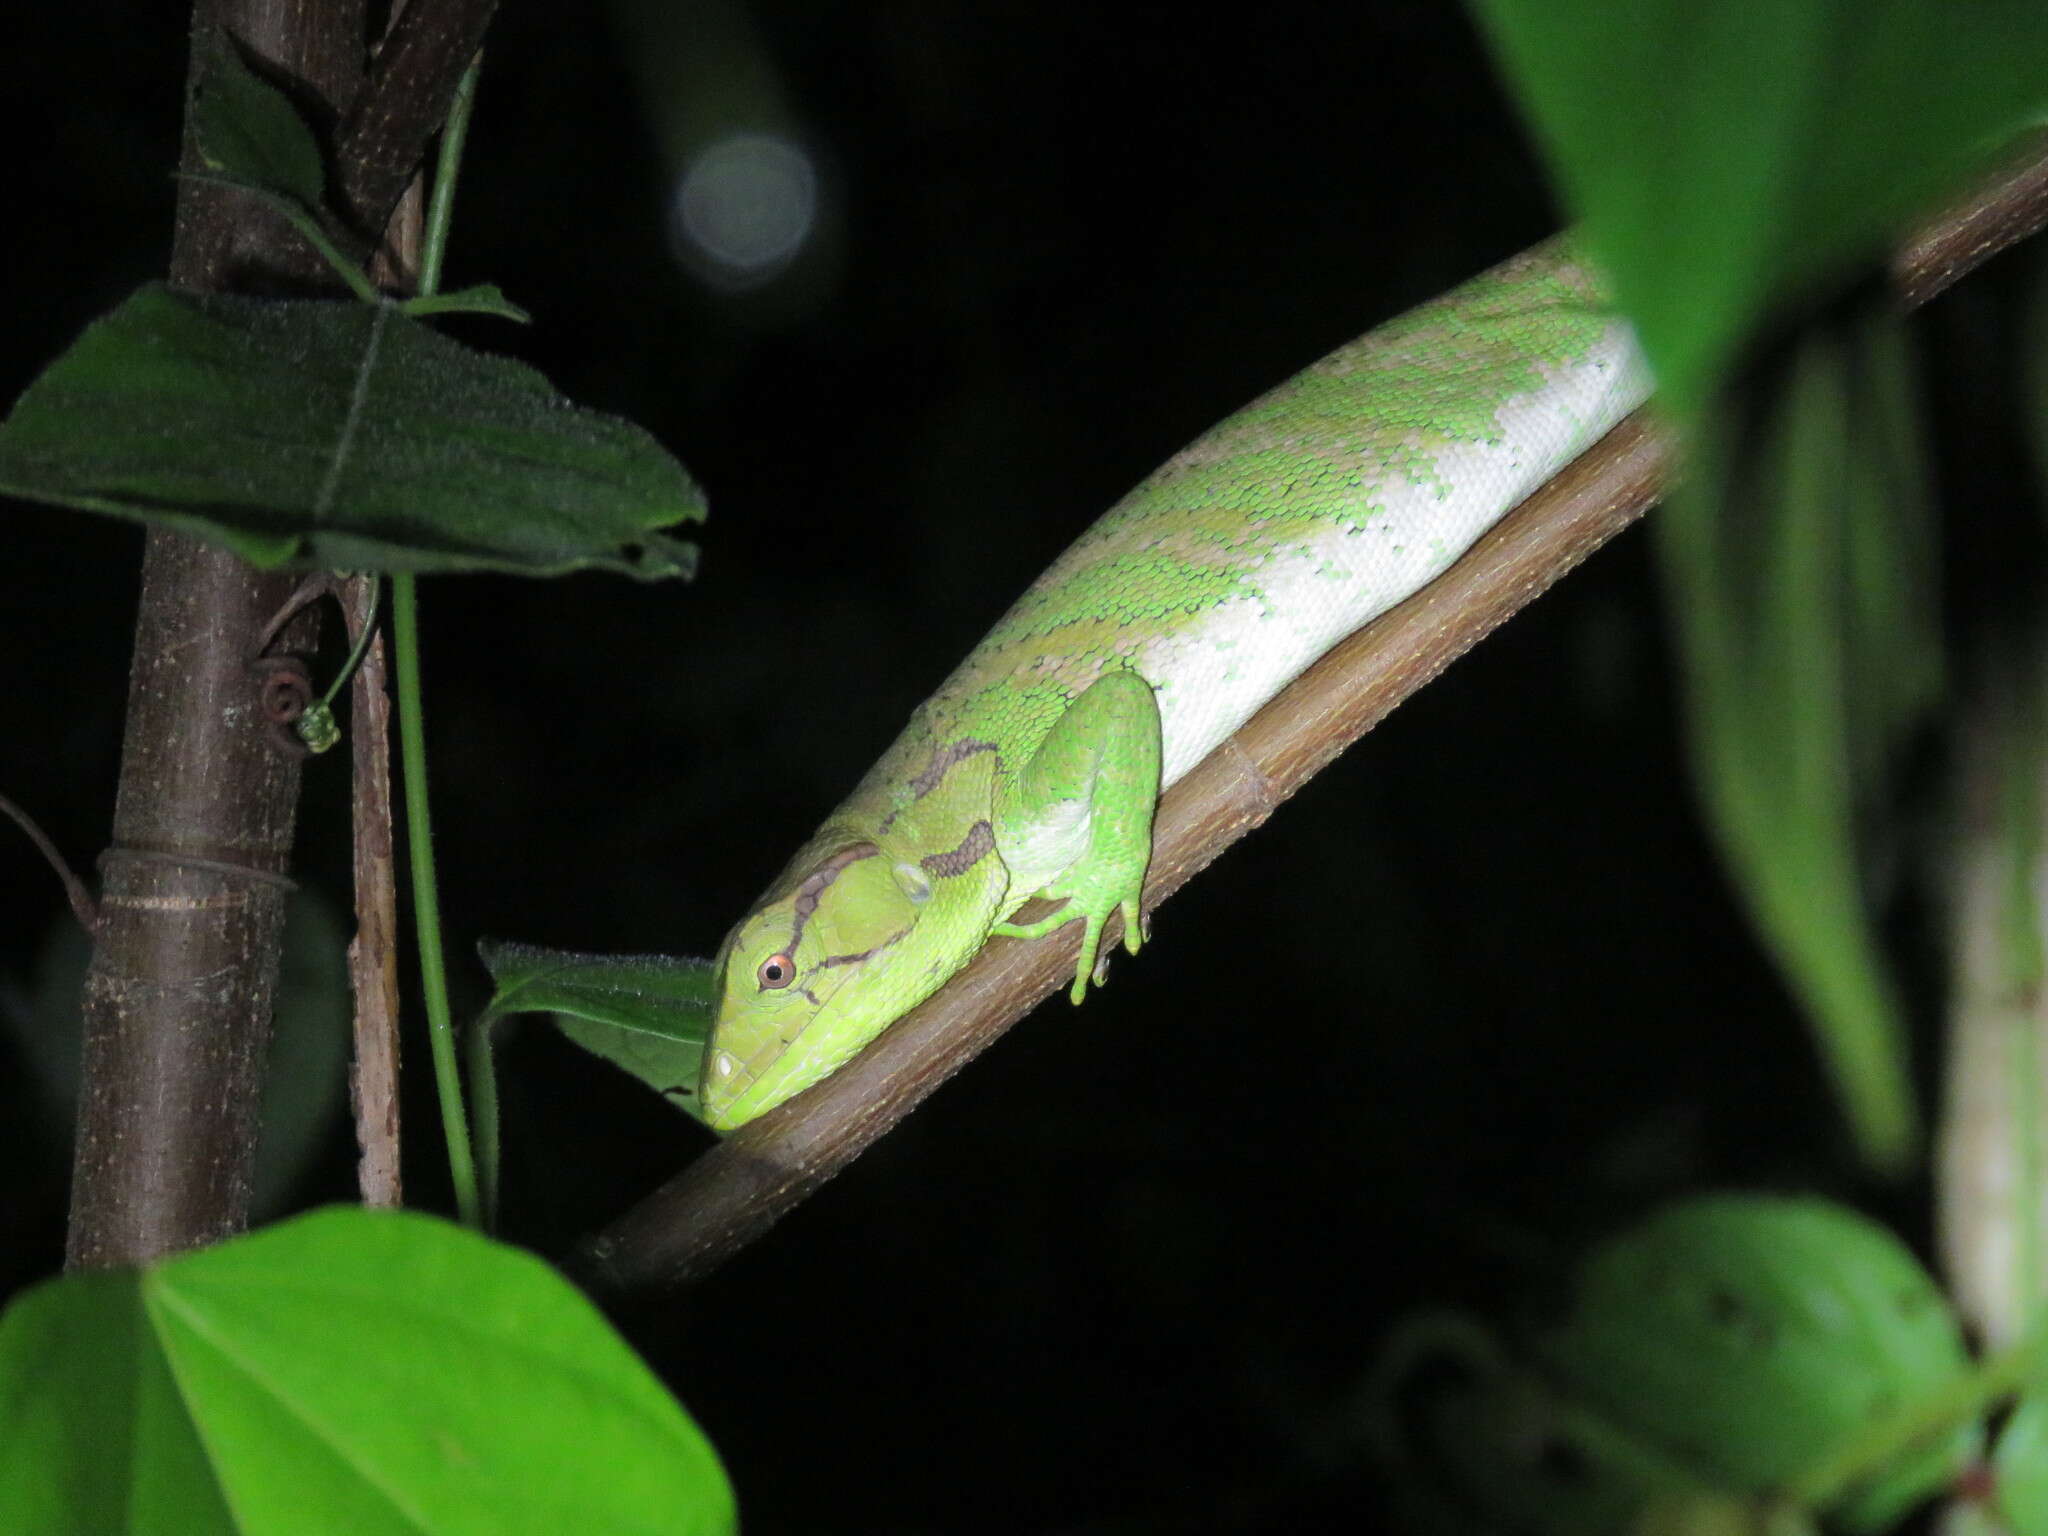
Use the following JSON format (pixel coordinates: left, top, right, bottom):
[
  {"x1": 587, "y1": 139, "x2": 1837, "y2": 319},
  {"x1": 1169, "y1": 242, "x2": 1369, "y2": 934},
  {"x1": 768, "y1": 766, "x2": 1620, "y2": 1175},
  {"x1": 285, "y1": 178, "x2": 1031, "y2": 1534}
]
[{"x1": 1, "y1": 2, "x2": 2044, "y2": 1531}]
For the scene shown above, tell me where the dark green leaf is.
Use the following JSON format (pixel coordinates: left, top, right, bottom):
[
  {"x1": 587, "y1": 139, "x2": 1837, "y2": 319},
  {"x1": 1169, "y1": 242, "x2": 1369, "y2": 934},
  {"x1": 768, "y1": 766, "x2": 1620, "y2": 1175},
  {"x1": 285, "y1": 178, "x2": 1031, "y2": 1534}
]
[
  {"x1": 177, "y1": 171, "x2": 379, "y2": 303},
  {"x1": 1836, "y1": 320, "x2": 1943, "y2": 795},
  {"x1": 0, "y1": 285, "x2": 703, "y2": 578},
  {"x1": 1471, "y1": 0, "x2": 2048, "y2": 417},
  {"x1": 1656, "y1": 317, "x2": 1935, "y2": 1174},
  {"x1": 554, "y1": 1016, "x2": 709, "y2": 1119},
  {"x1": 189, "y1": 25, "x2": 327, "y2": 211},
  {"x1": 402, "y1": 284, "x2": 533, "y2": 323},
  {"x1": 477, "y1": 939, "x2": 716, "y2": 1037},
  {"x1": 0, "y1": 1208, "x2": 737, "y2": 1535},
  {"x1": 476, "y1": 939, "x2": 715, "y2": 1128},
  {"x1": 1534, "y1": 1196, "x2": 1974, "y2": 1532}
]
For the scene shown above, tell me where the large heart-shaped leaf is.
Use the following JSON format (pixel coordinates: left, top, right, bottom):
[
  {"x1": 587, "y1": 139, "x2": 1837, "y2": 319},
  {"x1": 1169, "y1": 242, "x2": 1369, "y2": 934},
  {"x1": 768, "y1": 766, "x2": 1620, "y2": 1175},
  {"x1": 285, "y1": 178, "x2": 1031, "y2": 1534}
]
[{"x1": 0, "y1": 1207, "x2": 736, "y2": 1534}]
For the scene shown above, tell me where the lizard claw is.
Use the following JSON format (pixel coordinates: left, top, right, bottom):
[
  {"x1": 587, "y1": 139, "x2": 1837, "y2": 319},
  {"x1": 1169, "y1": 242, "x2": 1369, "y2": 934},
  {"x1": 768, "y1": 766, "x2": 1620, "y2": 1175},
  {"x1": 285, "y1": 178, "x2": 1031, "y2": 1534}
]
[
  {"x1": 998, "y1": 874, "x2": 1149, "y2": 1006},
  {"x1": 1070, "y1": 911, "x2": 1107, "y2": 1003}
]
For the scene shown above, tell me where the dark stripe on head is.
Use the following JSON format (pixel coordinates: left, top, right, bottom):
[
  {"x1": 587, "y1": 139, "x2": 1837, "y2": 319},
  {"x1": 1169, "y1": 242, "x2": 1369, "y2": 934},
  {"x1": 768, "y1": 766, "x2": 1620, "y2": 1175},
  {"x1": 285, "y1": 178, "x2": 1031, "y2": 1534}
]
[
  {"x1": 816, "y1": 924, "x2": 912, "y2": 970},
  {"x1": 908, "y1": 738, "x2": 998, "y2": 799},
  {"x1": 919, "y1": 819, "x2": 995, "y2": 880},
  {"x1": 785, "y1": 843, "x2": 880, "y2": 952},
  {"x1": 879, "y1": 738, "x2": 999, "y2": 834}
]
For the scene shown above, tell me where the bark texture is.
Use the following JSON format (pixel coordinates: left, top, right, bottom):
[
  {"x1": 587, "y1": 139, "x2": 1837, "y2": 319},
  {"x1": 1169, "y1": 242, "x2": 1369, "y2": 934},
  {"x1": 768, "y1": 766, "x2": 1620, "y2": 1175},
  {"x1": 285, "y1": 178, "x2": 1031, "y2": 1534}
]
[{"x1": 67, "y1": 0, "x2": 370, "y2": 1272}]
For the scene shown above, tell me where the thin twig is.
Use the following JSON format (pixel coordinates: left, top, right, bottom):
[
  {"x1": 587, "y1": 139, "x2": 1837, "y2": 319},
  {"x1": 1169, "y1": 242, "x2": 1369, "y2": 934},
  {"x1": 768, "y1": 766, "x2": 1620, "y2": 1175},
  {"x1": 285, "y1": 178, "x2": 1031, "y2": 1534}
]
[
  {"x1": 344, "y1": 576, "x2": 404, "y2": 1207},
  {"x1": 340, "y1": 0, "x2": 433, "y2": 1212},
  {"x1": 0, "y1": 791, "x2": 98, "y2": 936},
  {"x1": 251, "y1": 573, "x2": 334, "y2": 659}
]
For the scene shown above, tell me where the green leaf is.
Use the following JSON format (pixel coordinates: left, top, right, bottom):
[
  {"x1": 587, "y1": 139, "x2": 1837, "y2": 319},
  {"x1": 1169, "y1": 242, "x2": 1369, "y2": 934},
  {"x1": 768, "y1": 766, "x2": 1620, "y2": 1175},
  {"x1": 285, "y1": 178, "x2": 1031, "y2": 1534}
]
[
  {"x1": 1470, "y1": 0, "x2": 2048, "y2": 417},
  {"x1": 1994, "y1": 1389, "x2": 2048, "y2": 1535},
  {"x1": 189, "y1": 25, "x2": 327, "y2": 212},
  {"x1": 178, "y1": 171, "x2": 381, "y2": 304},
  {"x1": 469, "y1": 943, "x2": 716, "y2": 1220},
  {"x1": 478, "y1": 940, "x2": 717, "y2": 1038},
  {"x1": 1533, "y1": 1195, "x2": 1975, "y2": 1532},
  {"x1": 0, "y1": 1208, "x2": 737, "y2": 1536},
  {"x1": 1371, "y1": 1200, "x2": 1971, "y2": 1532},
  {"x1": 553, "y1": 1015, "x2": 711, "y2": 1116},
  {"x1": 477, "y1": 939, "x2": 714, "y2": 1119},
  {"x1": 1630, "y1": 1494, "x2": 1818, "y2": 1536},
  {"x1": 0, "y1": 284, "x2": 703, "y2": 578},
  {"x1": 401, "y1": 283, "x2": 533, "y2": 323},
  {"x1": 1656, "y1": 317, "x2": 1935, "y2": 1174}
]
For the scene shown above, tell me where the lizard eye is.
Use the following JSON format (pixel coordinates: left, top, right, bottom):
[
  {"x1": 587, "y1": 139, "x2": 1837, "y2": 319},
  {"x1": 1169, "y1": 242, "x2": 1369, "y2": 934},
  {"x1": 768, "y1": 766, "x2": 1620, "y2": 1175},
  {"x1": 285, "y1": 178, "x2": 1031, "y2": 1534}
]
[{"x1": 756, "y1": 952, "x2": 795, "y2": 990}]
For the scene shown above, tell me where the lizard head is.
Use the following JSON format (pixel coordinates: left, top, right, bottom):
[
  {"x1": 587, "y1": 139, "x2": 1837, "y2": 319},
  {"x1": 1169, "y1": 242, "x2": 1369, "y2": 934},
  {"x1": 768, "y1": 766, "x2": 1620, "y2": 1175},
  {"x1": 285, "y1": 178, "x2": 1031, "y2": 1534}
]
[{"x1": 699, "y1": 840, "x2": 956, "y2": 1130}]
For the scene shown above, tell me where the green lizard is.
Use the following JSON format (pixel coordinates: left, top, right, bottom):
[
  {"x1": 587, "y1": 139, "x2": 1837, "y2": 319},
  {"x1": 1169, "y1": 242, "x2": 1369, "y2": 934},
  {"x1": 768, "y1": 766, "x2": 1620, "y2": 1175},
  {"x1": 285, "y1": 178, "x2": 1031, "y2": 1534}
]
[{"x1": 700, "y1": 237, "x2": 1649, "y2": 1131}]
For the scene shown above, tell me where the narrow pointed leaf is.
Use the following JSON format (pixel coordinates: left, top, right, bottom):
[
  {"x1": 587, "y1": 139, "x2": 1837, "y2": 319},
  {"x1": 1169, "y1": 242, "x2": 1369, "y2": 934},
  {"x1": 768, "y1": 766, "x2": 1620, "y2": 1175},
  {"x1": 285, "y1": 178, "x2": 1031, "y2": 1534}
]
[
  {"x1": 403, "y1": 284, "x2": 532, "y2": 323},
  {"x1": 0, "y1": 285, "x2": 703, "y2": 577},
  {"x1": 1656, "y1": 319, "x2": 1935, "y2": 1174}
]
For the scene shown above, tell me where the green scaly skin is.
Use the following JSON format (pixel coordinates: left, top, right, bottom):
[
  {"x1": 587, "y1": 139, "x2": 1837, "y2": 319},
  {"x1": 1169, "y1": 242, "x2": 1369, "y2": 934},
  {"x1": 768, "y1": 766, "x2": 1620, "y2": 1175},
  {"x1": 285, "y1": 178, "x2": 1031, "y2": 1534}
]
[{"x1": 702, "y1": 237, "x2": 1650, "y2": 1130}]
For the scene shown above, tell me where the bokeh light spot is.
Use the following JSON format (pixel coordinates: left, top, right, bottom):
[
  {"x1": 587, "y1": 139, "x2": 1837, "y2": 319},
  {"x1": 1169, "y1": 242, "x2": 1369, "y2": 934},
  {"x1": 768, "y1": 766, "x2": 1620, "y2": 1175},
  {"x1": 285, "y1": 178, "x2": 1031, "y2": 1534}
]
[{"x1": 671, "y1": 132, "x2": 818, "y2": 287}]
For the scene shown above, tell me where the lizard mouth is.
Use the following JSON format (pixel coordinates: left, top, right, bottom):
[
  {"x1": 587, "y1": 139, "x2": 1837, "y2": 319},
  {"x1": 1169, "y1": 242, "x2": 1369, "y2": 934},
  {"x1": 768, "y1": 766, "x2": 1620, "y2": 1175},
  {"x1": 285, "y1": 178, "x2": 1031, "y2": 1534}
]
[{"x1": 700, "y1": 925, "x2": 912, "y2": 1123}]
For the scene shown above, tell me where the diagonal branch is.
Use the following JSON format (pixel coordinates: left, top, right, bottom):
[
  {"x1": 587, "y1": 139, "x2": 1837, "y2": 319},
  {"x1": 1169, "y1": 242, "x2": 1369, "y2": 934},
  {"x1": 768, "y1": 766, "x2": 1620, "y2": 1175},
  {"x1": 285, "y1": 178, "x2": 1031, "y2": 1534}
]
[
  {"x1": 574, "y1": 423, "x2": 1664, "y2": 1294},
  {"x1": 572, "y1": 132, "x2": 2048, "y2": 1296}
]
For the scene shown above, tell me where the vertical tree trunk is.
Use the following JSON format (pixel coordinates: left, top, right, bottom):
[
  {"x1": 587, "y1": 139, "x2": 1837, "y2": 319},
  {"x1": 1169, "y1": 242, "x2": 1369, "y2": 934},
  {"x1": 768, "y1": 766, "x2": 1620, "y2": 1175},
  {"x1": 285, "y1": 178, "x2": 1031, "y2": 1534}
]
[{"x1": 65, "y1": 0, "x2": 367, "y2": 1270}]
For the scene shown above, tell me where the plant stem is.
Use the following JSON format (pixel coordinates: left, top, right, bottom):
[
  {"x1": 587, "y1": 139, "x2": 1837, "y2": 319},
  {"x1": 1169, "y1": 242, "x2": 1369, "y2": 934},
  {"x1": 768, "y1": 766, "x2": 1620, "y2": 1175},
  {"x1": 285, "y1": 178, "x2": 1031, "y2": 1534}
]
[
  {"x1": 467, "y1": 1012, "x2": 504, "y2": 1231},
  {"x1": 419, "y1": 52, "x2": 481, "y2": 297},
  {"x1": 322, "y1": 573, "x2": 382, "y2": 707},
  {"x1": 391, "y1": 570, "x2": 479, "y2": 1228},
  {"x1": 386, "y1": 46, "x2": 488, "y2": 1229},
  {"x1": 0, "y1": 790, "x2": 98, "y2": 935}
]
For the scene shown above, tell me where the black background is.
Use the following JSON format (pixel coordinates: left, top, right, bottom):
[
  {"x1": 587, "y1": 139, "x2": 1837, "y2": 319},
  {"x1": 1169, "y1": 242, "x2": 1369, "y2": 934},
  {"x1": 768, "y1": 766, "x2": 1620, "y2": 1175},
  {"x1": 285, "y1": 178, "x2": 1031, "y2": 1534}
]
[{"x1": 2, "y1": 3, "x2": 2025, "y2": 1531}]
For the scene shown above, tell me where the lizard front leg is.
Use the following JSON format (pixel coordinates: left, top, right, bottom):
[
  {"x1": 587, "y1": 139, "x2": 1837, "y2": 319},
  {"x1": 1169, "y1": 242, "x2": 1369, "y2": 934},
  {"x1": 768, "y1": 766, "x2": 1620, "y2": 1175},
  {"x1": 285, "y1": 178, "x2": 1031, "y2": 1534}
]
[{"x1": 990, "y1": 669, "x2": 1162, "y2": 1003}]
